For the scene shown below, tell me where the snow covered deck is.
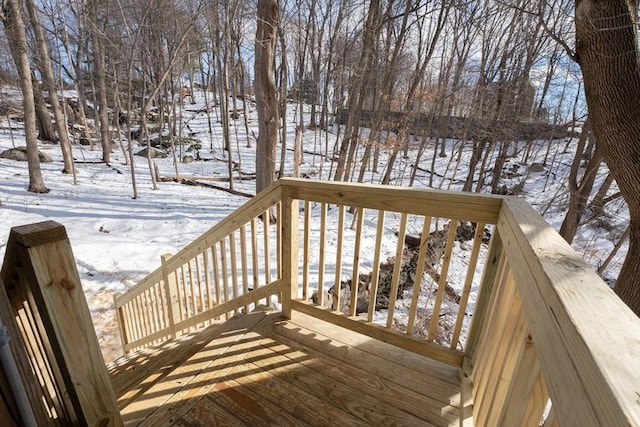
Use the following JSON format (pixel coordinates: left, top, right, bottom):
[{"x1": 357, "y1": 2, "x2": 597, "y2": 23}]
[{"x1": 109, "y1": 309, "x2": 464, "y2": 426}]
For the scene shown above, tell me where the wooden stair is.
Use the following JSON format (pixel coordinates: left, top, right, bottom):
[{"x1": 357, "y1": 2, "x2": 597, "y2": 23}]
[{"x1": 108, "y1": 308, "x2": 464, "y2": 426}]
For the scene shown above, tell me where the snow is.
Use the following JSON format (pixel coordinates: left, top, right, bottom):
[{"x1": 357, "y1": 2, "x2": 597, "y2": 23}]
[{"x1": 0, "y1": 88, "x2": 628, "y2": 363}]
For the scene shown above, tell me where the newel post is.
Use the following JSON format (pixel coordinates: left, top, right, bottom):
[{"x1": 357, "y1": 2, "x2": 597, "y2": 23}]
[
  {"x1": 281, "y1": 186, "x2": 299, "y2": 319},
  {"x1": 0, "y1": 221, "x2": 122, "y2": 426}
]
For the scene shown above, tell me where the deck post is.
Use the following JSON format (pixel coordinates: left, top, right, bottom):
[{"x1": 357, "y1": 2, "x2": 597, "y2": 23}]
[
  {"x1": 281, "y1": 187, "x2": 299, "y2": 319},
  {"x1": 1, "y1": 221, "x2": 123, "y2": 426},
  {"x1": 161, "y1": 253, "x2": 179, "y2": 338}
]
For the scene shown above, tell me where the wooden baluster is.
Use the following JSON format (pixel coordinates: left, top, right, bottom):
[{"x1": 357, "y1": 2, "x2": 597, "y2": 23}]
[
  {"x1": 229, "y1": 231, "x2": 239, "y2": 315},
  {"x1": 349, "y1": 207, "x2": 365, "y2": 317},
  {"x1": 451, "y1": 222, "x2": 485, "y2": 350},
  {"x1": 194, "y1": 254, "x2": 204, "y2": 324},
  {"x1": 161, "y1": 254, "x2": 178, "y2": 338},
  {"x1": 281, "y1": 194, "x2": 299, "y2": 318},
  {"x1": 220, "y1": 239, "x2": 229, "y2": 320},
  {"x1": 334, "y1": 205, "x2": 345, "y2": 313},
  {"x1": 303, "y1": 200, "x2": 311, "y2": 300},
  {"x1": 427, "y1": 219, "x2": 458, "y2": 341},
  {"x1": 317, "y1": 203, "x2": 328, "y2": 307},
  {"x1": 251, "y1": 218, "x2": 259, "y2": 309},
  {"x1": 406, "y1": 216, "x2": 432, "y2": 335},
  {"x1": 367, "y1": 210, "x2": 386, "y2": 322},
  {"x1": 263, "y1": 209, "x2": 272, "y2": 307},
  {"x1": 240, "y1": 225, "x2": 249, "y2": 313},
  {"x1": 386, "y1": 212, "x2": 408, "y2": 328},
  {"x1": 211, "y1": 245, "x2": 221, "y2": 319}
]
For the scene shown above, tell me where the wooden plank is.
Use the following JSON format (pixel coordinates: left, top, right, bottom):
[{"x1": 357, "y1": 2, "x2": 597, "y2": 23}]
[
  {"x1": 204, "y1": 387, "x2": 306, "y2": 427},
  {"x1": 210, "y1": 346, "x2": 367, "y2": 427},
  {"x1": 233, "y1": 335, "x2": 435, "y2": 426},
  {"x1": 280, "y1": 178, "x2": 502, "y2": 223},
  {"x1": 270, "y1": 312, "x2": 461, "y2": 402},
  {"x1": 172, "y1": 395, "x2": 246, "y2": 427},
  {"x1": 137, "y1": 310, "x2": 279, "y2": 427},
  {"x1": 258, "y1": 334, "x2": 460, "y2": 426},
  {"x1": 108, "y1": 317, "x2": 232, "y2": 398},
  {"x1": 291, "y1": 300, "x2": 463, "y2": 367},
  {"x1": 499, "y1": 197, "x2": 640, "y2": 426}
]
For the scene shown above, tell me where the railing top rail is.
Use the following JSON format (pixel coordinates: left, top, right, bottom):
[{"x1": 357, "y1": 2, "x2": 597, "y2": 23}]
[
  {"x1": 279, "y1": 178, "x2": 504, "y2": 223},
  {"x1": 498, "y1": 197, "x2": 640, "y2": 426}
]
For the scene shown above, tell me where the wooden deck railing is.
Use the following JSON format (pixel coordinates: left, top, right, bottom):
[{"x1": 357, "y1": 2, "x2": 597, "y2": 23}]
[
  {"x1": 115, "y1": 178, "x2": 640, "y2": 425},
  {"x1": 113, "y1": 183, "x2": 284, "y2": 353},
  {"x1": 464, "y1": 198, "x2": 640, "y2": 426},
  {"x1": 0, "y1": 221, "x2": 121, "y2": 426}
]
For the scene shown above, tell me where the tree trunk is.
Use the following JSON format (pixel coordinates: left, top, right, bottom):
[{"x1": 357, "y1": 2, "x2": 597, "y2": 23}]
[
  {"x1": 25, "y1": 0, "x2": 75, "y2": 174},
  {"x1": 576, "y1": 0, "x2": 640, "y2": 315},
  {"x1": 88, "y1": 0, "x2": 111, "y2": 163},
  {"x1": 33, "y1": 79, "x2": 57, "y2": 142},
  {"x1": 254, "y1": 0, "x2": 279, "y2": 193},
  {"x1": 2, "y1": 0, "x2": 48, "y2": 193}
]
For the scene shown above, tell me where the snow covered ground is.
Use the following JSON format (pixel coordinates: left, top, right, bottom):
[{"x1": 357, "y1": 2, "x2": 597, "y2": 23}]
[{"x1": 0, "y1": 88, "x2": 628, "y2": 363}]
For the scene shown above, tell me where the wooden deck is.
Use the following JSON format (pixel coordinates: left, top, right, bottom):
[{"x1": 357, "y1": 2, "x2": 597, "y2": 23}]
[{"x1": 108, "y1": 309, "x2": 464, "y2": 426}]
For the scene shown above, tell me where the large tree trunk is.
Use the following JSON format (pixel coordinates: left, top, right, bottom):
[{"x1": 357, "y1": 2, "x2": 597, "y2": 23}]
[
  {"x1": 2, "y1": 0, "x2": 48, "y2": 193},
  {"x1": 575, "y1": 0, "x2": 640, "y2": 316},
  {"x1": 254, "y1": 0, "x2": 279, "y2": 194}
]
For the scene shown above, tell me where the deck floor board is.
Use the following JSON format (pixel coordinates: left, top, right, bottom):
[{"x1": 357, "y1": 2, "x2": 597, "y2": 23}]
[{"x1": 110, "y1": 309, "x2": 464, "y2": 426}]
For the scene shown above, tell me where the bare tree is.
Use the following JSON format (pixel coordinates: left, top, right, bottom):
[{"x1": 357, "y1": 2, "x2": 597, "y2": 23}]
[
  {"x1": 25, "y1": 0, "x2": 75, "y2": 175},
  {"x1": 1, "y1": 0, "x2": 48, "y2": 193}
]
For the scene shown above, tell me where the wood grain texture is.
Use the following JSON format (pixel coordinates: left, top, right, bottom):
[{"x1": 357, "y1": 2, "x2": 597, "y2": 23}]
[
  {"x1": 499, "y1": 197, "x2": 640, "y2": 426},
  {"x1": 7, "y1": 220, "x2": 67, "y2": 247},
  {"x1": 112, "y1": 308, "x2": 465, "y2": 426}
]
